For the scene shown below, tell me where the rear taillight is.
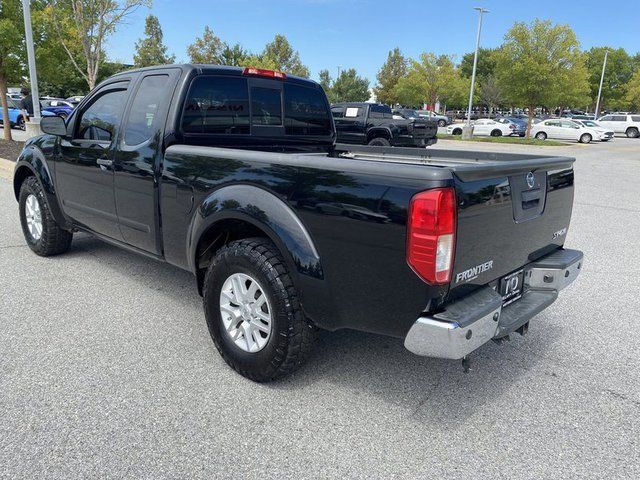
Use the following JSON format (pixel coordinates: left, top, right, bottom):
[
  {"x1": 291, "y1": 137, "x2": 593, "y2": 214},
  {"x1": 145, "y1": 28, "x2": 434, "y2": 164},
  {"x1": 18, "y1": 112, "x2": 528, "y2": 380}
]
[
  {"x1": 407, "y1": 187, "x2": 457, "y2": 284},
  {"x1": 242, "y1": 67, "x2": 286, "y2": 79}
]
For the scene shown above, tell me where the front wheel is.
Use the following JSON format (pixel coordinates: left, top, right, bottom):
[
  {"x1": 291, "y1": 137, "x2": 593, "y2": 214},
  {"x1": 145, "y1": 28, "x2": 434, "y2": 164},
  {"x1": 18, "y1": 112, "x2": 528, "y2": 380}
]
[
  {"x1": 367, "y1": 137, "x2": 390, "y2": 146},
  {"x1": 16, "y1": 116, "x2": 25, "y2": 130},
  {"x1": 437, "y1": 119, "x2": 446, "y2": 127},
  {"x1": 203, "y1": 238, "x2": 316, "y2": 382},
  {"x1": 579, "y1": 133, "x2": 592, "y2": 144},
  {"x1": 535, "y1": 132, "x2": 547, "y2": 140},
  {"x1": 19, "y1": 177, "x2": 73, "y2": 256}
]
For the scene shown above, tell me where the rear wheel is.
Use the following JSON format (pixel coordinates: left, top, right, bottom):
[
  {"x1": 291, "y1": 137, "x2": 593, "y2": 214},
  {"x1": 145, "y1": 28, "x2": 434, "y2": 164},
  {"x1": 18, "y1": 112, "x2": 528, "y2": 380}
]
[
  {"x1": 367, "y1": 137, "x2": 390, "y2": 146},
  {"x1": 626, "y1": 127, "x2": 639, "y2": 138},
  {"x1": 579, "y1": 133, "x2": 592, "y2": 144},
  {"x1": 203, "y1": 238, "x2": 316, "y2": 382},
  {"x1": 19, "y1": 177, "x2": 72, "y2": 256},
  {"x1": 16, "y1": 116, "x2": 25, "y2": 130},
  {"x1": 437, "y1": 119, "x2": 446, "y2": 127},
  {"x1": 535, "y1": 132, "x2": 547, "y2": 140},
  {"x1": 490, "y1": 129, "x2": 502, "y2": 137}
]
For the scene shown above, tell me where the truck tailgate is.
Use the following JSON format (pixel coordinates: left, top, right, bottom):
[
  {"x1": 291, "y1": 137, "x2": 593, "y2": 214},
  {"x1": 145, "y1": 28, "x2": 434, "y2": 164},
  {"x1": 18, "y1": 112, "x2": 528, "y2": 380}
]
[{"x1": 450, "y1": 159, "x2": 575, "y2": 293}]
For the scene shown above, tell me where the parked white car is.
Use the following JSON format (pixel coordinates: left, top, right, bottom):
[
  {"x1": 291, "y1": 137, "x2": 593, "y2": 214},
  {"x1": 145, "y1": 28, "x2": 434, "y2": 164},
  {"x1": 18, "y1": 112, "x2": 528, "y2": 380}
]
[
  {"x1": 531, "y1": 119, "x2": 603, "y2": 143},
  {"x1": 596, "y1": 114, "x2": 640, "y2": 138},
  {"x1": 573, "y1": 120, "x2": 614, "y2": 141},
  {"x1": 446, "y1": 118, "x2": 514, "y2": 137}
]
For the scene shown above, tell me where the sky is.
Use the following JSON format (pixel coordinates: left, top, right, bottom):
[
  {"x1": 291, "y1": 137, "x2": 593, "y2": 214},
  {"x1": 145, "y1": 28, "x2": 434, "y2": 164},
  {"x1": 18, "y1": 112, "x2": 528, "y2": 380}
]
[{"x1": 107, "y1": 0, "x2": 640, "y2": 83}]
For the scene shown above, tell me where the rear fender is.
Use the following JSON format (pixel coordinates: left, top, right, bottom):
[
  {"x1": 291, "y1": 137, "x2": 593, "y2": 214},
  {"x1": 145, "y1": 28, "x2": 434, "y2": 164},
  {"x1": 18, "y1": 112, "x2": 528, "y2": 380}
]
[{"x1": 188, "y1": 184, "x2": 323, "y2": 280}]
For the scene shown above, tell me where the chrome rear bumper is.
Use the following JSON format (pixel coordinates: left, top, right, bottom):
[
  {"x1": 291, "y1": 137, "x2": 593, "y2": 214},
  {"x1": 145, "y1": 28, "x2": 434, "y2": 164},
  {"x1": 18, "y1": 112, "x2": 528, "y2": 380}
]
[{"x1": 404, "y1": 249, "x2": 583, "y2": 359}]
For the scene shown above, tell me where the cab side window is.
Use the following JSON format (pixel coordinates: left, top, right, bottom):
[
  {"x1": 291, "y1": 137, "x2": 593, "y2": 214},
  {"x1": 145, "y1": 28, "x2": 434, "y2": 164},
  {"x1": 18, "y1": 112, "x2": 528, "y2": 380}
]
[
  {"x1": 75, "y1": 82, "x2": 128, "y2": 142},
  {"x1": 124, "y1": 75, "x2": 169, "y2": 145}
]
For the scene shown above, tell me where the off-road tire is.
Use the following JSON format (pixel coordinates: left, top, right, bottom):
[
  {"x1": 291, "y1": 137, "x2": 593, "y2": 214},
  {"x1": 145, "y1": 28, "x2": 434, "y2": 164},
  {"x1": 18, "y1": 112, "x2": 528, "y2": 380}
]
[
  {"x1": 203, "y1": 238, "x2": 316, "y2": 382},
  {"x1": 367, "y1": 137, "x2": 391, "y2": 147},
  {"x1": 19, "y1": 176, "x2": 72, "y2": 256}
]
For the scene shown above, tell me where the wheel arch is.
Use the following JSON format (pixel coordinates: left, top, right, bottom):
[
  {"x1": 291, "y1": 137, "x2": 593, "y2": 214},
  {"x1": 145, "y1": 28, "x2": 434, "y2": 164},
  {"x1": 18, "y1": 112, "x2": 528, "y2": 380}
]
[
  {"x1": 13, "y1": 148, "x2": 71, "y2": 229},
  {"x1": 366, "y1": 127, "x2": 392, "y2": 142},
  {"x1": 189, "y1": 184, "x2": 324, "y2": 296}
]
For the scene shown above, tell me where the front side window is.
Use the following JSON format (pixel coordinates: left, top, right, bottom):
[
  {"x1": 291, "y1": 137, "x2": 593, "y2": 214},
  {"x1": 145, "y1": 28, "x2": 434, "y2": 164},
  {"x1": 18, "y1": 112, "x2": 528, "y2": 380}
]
[
  {"x1": 124, "y1": 75, "x2": 169, "y2": 145},
  {"x1": 182, "y1": 76, "x2": 250, "y2": 134},
  {"x1": 251, "y1": 87, "x2": 282, "y2": 126},
  {"x1": 76, "y1": 83, "x2": 128, "y2": 142},
  {"x1": 600, "y1": 116, "x2": 612, "y2": 121},
  {"x1": 331, "y1": 107, "x2": 344, "y2": 118},
  {"x1": 284, "y1": 84, "x2": 331, "y2": 135}
]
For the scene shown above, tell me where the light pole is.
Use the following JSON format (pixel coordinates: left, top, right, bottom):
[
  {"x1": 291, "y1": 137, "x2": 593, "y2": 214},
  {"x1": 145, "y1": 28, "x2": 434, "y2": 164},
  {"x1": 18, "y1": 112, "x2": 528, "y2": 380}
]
[
  {"x1": 21, "y1": 0, "x2": 41, "y2": 136},
  {"x1": 594, "y1": 50, "x2": 608, "y2": 119},
  {"x1": 462, "y1": 7, "x2": 489, "y2": 140}
]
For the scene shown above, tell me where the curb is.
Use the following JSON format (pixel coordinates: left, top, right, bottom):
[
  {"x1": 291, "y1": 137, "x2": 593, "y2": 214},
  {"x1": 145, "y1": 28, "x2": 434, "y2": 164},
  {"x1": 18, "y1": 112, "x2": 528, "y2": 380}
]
[{"x1": 0, "y1": 157, "x2": 14, "y2": 181}]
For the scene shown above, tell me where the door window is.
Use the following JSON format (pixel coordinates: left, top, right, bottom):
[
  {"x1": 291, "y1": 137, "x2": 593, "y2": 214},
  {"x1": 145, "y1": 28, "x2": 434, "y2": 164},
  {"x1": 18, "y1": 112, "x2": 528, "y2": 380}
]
[
  {"x1": 75, "y1": 82, "x2": 128, "y2": 142},
  {"x1": 611, "y1": 116, "x2": 626, "y2": 121},
  {"x1": 251, "y1": 87, "x2": 282, "y2": 126},
  {"x1": 331, "y1": 107, "x2": 345, "y2": 118},
  {"x1": 181, "y1": 76, "x2": 250, "y2": 134},
  {"x1": 124, "y1": 75, "x2": 169, "y2": 145}
]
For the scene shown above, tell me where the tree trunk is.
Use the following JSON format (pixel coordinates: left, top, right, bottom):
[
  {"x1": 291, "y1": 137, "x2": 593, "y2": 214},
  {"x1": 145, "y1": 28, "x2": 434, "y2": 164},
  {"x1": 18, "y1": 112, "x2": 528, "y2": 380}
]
[
  {"x1": 526, "y1": 105, "x2": 535, "y2": 138},
  {"x1": 0, "y1": 74, "x2": 13, "y2": 141}
]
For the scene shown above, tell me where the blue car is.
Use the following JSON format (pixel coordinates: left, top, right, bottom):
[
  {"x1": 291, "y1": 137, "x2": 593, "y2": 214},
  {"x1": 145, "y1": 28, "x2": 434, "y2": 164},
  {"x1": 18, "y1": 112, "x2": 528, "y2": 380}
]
[
  {"x1": 41, "y1": 98, "x2": 75, "y2": 119},
  {"x1": 1, "y1": 97, "x2": 56, "y2": 129}
]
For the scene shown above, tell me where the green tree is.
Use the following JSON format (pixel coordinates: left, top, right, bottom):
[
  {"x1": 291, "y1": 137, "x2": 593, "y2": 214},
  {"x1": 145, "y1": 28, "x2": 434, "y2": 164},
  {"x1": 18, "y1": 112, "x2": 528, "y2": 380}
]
[
  {"x1": 477, "y1": 75, "x2": 504, "y2": 114},
  {"x1": 0, "y1": 0, "x2": 25, "y2": 140},
  {"x1": 331, "y1": 68, "x2": 369, "y2": 102},
  {"x1": 259, "y1": 34, "x2": 309, "y2": 77},
  {"x1": 494, "y1": 19, "x2": 589, "y2": 136},
  {"x1": 624, "y1": 68, "x2": 640, "y2": 110},
  {"x1": 50, "y1": 0, "x2": 151, "y2": 90},
  {"x1": 134, "y1": 14, "x2": 174, "y2": 67},
  {"x1": 187, "y1": 25, "x2": 224, "y2": 64},
  {"x1": 459, "y1": 48, "x2": 497, "y2": 80},
  {"x1": 585, "y1": 47, "x2": 636, "y2": 111},
  {"x1": 373, "y1": 47, "x2": 407, "y2": 105},
  {"x1": 220, "y1": 43, "x2": 249, "y2": 66},
  {"x1": 318, "y1": 69, "x2": 333, "y2": 102},
  {"x1": 394, "y1": 53, "x2": 468, "y2": 109}
]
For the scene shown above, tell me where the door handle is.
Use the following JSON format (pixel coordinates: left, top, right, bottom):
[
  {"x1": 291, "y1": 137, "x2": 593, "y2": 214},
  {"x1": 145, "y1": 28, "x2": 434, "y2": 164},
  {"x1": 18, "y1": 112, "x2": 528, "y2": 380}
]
[{"x1": 96, "y1": 159, "x2": 113, "y2": 168}]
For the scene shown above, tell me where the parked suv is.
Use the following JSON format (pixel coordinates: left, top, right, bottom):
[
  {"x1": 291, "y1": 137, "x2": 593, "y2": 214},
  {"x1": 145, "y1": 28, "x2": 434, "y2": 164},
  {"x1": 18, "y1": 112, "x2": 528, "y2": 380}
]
[
  {"x1": 596, "y1": 114, "x2": 640, "y2": 138},
  {"x1": 331, "y1": 102, "x2": 437, "y2": 147}
]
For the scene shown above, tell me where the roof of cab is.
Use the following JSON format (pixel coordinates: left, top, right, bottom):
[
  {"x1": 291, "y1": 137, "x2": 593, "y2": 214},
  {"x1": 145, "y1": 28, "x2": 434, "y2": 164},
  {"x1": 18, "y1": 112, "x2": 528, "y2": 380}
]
[{"x1": 109, "y1": 64, "x2": 319, "y2": 87}]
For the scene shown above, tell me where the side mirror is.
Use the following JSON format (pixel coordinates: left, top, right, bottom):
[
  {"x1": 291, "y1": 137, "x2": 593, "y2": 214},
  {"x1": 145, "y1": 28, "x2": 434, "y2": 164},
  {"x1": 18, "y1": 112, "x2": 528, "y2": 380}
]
[{"x1": 40, "y1": 116, "x2": 68, "y2": 136}]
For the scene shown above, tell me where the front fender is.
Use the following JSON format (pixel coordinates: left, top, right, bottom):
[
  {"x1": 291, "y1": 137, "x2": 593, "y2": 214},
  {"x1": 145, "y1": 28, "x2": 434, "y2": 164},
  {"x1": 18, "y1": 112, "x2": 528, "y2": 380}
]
[
  {"x1": 13, "y1": 141, "x2": 71, "y2": 229},
  {"x1": 188, "y1": 184, "x2": 323, "y2": 281}
]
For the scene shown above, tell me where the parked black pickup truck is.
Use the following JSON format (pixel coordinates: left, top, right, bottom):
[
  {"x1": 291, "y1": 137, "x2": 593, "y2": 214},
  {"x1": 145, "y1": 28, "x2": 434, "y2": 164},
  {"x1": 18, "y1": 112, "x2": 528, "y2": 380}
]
[
  {"x1": 331, "y1": 102, "x2": 438, "y2": 147},
  {"x1": 14, "y1": 64, "x2": 582, "y2": 381}
]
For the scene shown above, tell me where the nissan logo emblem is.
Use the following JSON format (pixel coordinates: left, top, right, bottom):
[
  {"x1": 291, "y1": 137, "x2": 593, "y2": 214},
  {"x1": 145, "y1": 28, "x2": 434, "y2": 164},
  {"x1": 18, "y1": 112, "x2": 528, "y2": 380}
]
[{"x1": 526, "y1": 172, "x2": 535, "y2": 189}]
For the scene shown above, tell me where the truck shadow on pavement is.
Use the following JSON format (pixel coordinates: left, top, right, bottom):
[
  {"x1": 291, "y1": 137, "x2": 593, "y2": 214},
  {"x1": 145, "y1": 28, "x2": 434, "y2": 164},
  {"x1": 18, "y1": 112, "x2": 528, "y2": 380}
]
[{"x1": 64, "y1": 233, "x2": 563, "y2": 424}]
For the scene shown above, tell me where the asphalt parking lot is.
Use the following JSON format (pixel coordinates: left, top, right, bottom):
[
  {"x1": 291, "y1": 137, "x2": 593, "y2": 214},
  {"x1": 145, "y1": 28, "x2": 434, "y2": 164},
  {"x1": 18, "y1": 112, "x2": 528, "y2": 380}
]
[{"x1": 1, "y1": 138, "x2": 639, "y2": 479}]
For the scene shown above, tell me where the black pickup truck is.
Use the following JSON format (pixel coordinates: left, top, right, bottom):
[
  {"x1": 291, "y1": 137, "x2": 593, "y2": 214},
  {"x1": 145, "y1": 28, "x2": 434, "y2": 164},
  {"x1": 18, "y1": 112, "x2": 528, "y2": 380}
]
[
  {"x1": 331, "y1": 102, "x2": 438, "y2": 147},
  {"x1": 13, "y1": 64, "x2": 582, "y2": 381}
]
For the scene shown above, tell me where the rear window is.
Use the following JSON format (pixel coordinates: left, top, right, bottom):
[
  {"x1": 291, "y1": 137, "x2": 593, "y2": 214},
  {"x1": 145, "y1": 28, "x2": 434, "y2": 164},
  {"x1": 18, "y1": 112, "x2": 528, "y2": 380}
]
[
  {"x1": 284, "y1": 84, "x2": 331, "y2": 135},
  {"x1": 182, "y1": 76, "x2": 250, "y2": 134},
  {"x1": 251, "y1": 87, "x2": 282, "y2": 126},
  {"x1": 631, "y1": 116, "x2": 640, "y2": 122}
]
